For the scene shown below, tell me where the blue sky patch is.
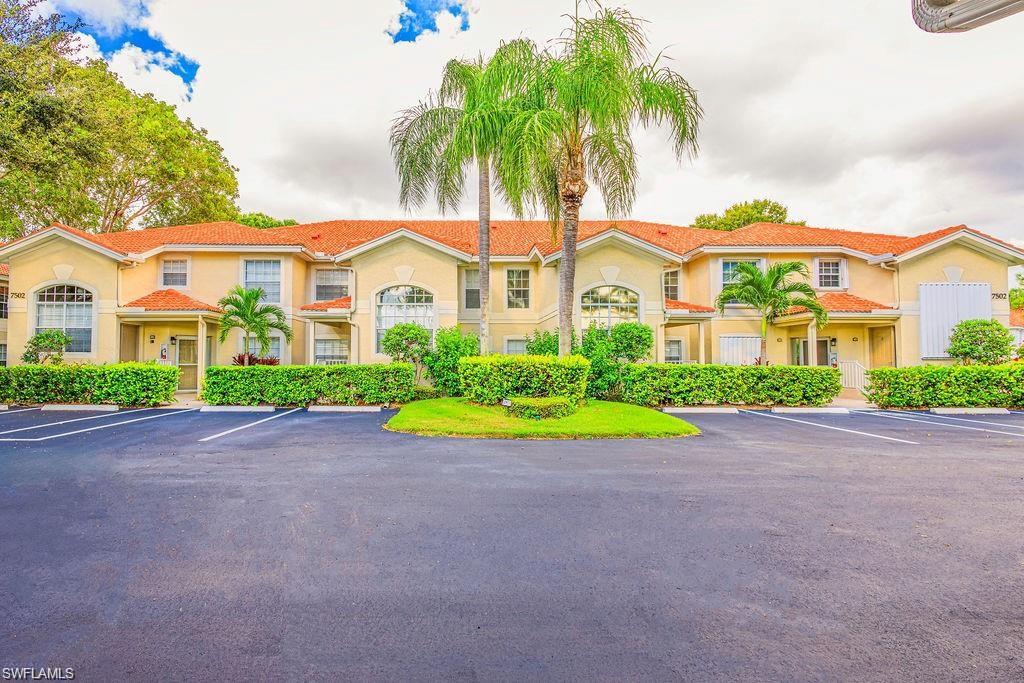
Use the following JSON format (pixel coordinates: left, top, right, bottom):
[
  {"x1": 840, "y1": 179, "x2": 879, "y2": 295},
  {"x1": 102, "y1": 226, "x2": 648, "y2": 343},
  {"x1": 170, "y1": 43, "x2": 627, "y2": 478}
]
[{"x1": 389, "y1": 0, "x2": 471, "y2": 42}]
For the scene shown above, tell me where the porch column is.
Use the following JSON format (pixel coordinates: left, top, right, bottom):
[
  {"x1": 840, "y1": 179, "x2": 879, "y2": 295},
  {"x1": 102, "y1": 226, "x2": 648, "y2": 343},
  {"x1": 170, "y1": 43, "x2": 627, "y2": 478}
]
[
  {"x1": 349, "y1": 320, "x2": 360, "y2": 364},
  {"x1": 306, "y1": 320, "x2": 316, "y2": 365},
  {"x1": 196, "y1": 317, "x2": 207, "y2": 387},
  {"x1": 806, "y1": 321, "x2": 818, "y2": 366},
  {"x1": 655, "y1": 322, "x2": 666, "y2": 362},
  {"x1": 697, "y1": 321, "x2": 707, "y2": 364}
]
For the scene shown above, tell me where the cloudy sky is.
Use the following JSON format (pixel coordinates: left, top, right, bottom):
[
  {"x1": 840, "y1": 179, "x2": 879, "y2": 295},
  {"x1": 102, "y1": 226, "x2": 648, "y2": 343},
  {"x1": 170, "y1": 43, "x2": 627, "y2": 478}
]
[{"x1": 49, "y1": 0, "x2": 1024, "y2": 245}]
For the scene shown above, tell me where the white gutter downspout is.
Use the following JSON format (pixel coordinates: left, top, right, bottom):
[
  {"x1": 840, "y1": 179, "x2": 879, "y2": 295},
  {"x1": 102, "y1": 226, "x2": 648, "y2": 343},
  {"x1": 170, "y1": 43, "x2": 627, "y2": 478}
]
[{"x1": 913, "y1": 0, "x2": 1024, "y2": 32}]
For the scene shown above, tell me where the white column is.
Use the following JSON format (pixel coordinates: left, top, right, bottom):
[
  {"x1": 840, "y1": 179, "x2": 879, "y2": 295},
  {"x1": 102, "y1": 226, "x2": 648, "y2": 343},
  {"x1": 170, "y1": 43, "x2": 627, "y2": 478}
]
[
  {"x1": 806, "y1": 321, "x2": 818, "y2": 366},
  {"x1": 196, "y1": 317, "x2": 207, "y2": 386},
  {"x1": 306, "y1": 320, "x2": 316, "y2": 365},
  {"x1": 697, "y1": 321, "x2": 707, "y2": 364},
  {"x1": 349, "y1": 320, "x2": 360, "y2": 364}
]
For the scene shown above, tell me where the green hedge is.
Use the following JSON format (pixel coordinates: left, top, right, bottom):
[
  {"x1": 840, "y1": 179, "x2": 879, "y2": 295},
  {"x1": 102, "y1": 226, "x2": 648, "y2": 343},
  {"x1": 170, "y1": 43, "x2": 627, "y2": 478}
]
[
  {"x1": 0, "y1": 362, "x2": 180, "y2": 407},
  {"x1": 865, "y1": 364, "x2": 1024, "y2": 408},
  {"x1": 458, "y1": 355, "x2": 590, "y2": 405},
  {"x1": 621, "y1": 364, "x2": 842, "y2": 407},
  {"x1": 200, "y1": 363, "x2": 416, "y2": 406},
  {"x1": 506, "y1": 396, "x2": 577, "y2": 420}
]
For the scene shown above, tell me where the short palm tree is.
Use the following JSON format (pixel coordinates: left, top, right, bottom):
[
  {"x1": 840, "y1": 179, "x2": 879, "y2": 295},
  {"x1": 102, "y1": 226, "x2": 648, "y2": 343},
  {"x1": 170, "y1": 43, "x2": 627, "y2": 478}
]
[
  {"x1": 714, "y1": 262, "x2": 828, "y2": 364},
  {"x1": 390, "y1": 40, "x2": 534, "y2": 355},
  {"x1": 499, "y1": 5, "x2": 702, "y2": 355},
  {"x1": 217, "y1": 285, "x2": 293, "y2": 364}
]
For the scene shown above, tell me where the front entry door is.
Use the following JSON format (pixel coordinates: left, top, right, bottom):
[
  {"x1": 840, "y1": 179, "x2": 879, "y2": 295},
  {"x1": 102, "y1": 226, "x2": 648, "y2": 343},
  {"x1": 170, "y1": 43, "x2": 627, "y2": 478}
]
[
  {"x1": 791, "y1": 338, "x2": 831, "y2": 366},
  {"x1": 870, "y1": 327, "x2": 896, "y2": 368},
  {"x1": 177, "y1": 337, "x2": 198, "y2": 391}
]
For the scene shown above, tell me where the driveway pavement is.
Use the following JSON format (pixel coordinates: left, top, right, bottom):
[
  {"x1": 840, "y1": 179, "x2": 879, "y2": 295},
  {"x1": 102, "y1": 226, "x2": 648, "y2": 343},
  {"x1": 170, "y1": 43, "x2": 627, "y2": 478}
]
[{"x1": 2, "y1": 407, "x2": 1024, "y2": 680}]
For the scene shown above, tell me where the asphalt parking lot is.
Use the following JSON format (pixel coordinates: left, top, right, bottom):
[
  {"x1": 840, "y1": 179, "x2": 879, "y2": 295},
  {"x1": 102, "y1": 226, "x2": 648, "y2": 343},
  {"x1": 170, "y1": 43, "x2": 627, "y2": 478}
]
[{"x1": 3, "y1": 406, "x2": 1024, "y2": 680}]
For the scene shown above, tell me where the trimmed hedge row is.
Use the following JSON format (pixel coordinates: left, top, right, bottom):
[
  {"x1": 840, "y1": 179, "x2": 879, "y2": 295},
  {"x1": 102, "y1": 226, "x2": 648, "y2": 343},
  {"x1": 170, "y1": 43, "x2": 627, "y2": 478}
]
[
  {"x1": 458, "y1": 355, "x2": 590, "y2": 405},
  {"x1": 0, "y1": 363, "x2": 180, "y2": 407},
  {"x1": 507, "y1": 396, "x2": 577, "y2": 420},
  {"x1": 200, "y1": 364, "x2": 416, "y2": 406},
  {"x1": 621, "y1": 364, "x2": 842, "y2": 407},
  {"x1": 865, "y1": 364, "x2": 1024, "y2": 408}
]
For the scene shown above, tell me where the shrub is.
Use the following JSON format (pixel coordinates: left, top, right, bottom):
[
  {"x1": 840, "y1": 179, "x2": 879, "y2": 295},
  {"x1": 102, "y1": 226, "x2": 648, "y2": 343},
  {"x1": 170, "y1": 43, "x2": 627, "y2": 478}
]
[
  {"x1": 525, "y1": 328, "x2": 578, "y2": 356},
  {"x1": 423, "y1": 326, "x2": 479, "y2": 395},
  {"x1": 20, "y1": 330, "x2": 74, "y2": 364},
  {"x1": 458, "y1": 355, "x2": 590, "y2": 405},
  {"x1": 231, "y1": 353, "x2": 279, "y2": 366},
  {"x1": 200, "y1": 363, "x2": 416, "y2": 406},
  {"x1": 380, "y1": 323, "x2": 432, "y2": 364},
  {"x1": 947, "y1": 319, "x2": 1015, "y2": 365},
  {"x1": 621, "y1": 364, "x2": 842, "y2": 407},
  {"x1": 506, "y1": 396, "x2": 577, "y2": 420},
  {"x1": 864, "y1": 364, "x2": 1024, "y2": 408},
  {"x1": 579, "y1": 322, "x2": 656, "y2": 399},
  {"x1": 609, "y1": 322, "x2": 654, "y2": 362},
  {"x1": 0, "y1": 363, "x2": 180, "y2": 406},
  {"x1": 412, "y1": 385, "x2": 441, "y2": 401}
]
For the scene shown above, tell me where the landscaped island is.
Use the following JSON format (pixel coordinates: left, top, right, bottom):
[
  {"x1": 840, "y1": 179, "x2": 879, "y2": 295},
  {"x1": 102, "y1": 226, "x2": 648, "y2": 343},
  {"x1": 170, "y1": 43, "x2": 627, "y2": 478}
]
[{"x1": 385, "y1": 398, "x2": 698, "y2": 440}]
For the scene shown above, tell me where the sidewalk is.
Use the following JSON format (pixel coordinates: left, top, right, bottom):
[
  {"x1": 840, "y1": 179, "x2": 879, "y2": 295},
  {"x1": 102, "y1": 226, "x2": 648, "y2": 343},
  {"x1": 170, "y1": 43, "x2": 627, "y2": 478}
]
[{"x1": 164, "y1": 391, "x2": 207, "y2": 409}]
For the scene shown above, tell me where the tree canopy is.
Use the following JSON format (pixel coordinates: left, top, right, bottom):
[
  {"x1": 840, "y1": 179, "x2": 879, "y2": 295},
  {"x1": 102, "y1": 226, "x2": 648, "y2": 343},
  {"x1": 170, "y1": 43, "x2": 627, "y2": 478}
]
[
  {"x1": 693, "y1": 199, "x2": 804, "y2": 232},
  {"x1": 237, "y1": 212, "x2": 298, "y2": 229}
]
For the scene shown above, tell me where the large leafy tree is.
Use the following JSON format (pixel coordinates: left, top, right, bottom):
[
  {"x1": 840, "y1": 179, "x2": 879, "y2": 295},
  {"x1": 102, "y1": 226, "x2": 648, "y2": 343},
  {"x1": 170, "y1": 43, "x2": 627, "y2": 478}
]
[
  {"x1": 694, "y1": 198, "x2": 805, "y2": 232},
  {"x1": 390, "y1": 40, "x2": 532, "y2": 355},
  {"x1": 714, "y1": 261, "x2": 828, "y2": 363},
  {"x1": 500, "y1": 6, "x2": 702, "y2": 355},
  {"x1": 237, "y1": 212, "x2": 298, "y2": 229},
  {"x1": 216, "y1": 285, "x2": 293, "y2": 365}
]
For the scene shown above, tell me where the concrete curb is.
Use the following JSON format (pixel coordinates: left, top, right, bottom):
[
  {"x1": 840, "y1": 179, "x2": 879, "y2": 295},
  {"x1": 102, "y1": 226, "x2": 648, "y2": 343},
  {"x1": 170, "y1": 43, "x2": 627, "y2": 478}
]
[
  {"x1": 0, "y1": 404, "x2": 8, "y2": 411},
  {"x1": 930, "y1": 407, "x2": 1010, "y2": 415},
  {"x1": 41, "y1": 404, "x2": 118, "y2": 412},
  {"x1": 307, "y1": 405, "x2": 382, "y2": 413},
  {"x1": 200, "y1": 406, "x2": 275, "y2": 413},
  {"x1": 662, "y1": 406, "x2": 739, "y2": 414},
  {"x1": 771, "y1": 407, "x2": 850, "y2": 415}
]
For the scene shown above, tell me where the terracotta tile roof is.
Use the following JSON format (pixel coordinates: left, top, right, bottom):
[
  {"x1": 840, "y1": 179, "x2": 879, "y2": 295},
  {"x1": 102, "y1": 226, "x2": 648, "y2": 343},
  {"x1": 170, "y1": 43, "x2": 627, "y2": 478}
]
[
  {"x1": 299, "y1": 296, "x2": 352, "y2": 311},
  {"x1": 96, "y1": 221, "x2": 305, "y2": 253},
  {"x1": 786, "y1": 292, "x2": 892, "y2": 315},
  {"x1": 1011, "y1": 308, "x2": 1024, "y2": 328},
  {"x1": 0, "y1": 263, "x2": 8, "y2": 276},
  {"x1": 124, "y1": 289, "x2": 221, "y2": 312},
  {"x1": 665, "y1": 298, "x2": 715, "y2": 312}
]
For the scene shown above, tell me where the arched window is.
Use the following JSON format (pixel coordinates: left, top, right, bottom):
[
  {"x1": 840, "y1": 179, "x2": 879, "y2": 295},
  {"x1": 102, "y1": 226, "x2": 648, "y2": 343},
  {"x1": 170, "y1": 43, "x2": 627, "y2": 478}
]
[
  {"x1": 581, "y1": 285, "x2": 639, "y2": 328},
  {"x1": 376, "y1": 285, "x2": 434, "y2": 352},
  {"x1": 36, "y1": 285, "x2": 93, "y2": 353}
]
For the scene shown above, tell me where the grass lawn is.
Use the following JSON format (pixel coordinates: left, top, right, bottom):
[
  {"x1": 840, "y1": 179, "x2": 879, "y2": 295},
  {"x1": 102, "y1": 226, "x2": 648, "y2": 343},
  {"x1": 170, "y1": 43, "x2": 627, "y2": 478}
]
[{"x1": 385, "y1": 398, "x2": 699, "y2": 439}]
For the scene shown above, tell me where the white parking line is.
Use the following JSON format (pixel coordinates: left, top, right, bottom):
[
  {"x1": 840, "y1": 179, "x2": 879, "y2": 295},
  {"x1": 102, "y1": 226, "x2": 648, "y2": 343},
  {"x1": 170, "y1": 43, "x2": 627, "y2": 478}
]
[
  {"x1": 738, "y1": 409, "x2": 920, "y2": 444},
  {"x1": 198, "y1": 408, "x2": 302, "y2": 442},
  {"x1": 0, "y1": 408, "x2": 42, "y2": 417},
  {"x1": 0, "y1": 409, "x2": 198, "y2": 442},
  {"x1": 904, "y1": 413, "x2": 1024, "y2": 430},
  {"x1": 871, "y1": 411, "x2": 1024, "y2": 438},
  {"x1": 0, "y1": 408, "x2": 155, "y2": 435}
]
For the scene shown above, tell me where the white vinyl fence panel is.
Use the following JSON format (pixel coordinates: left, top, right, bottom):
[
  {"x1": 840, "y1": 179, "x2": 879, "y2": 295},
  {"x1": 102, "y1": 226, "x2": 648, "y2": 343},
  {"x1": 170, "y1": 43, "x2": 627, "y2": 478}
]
[
  {"x1": 919, "y1": 282, "x2": 991, "y2": 359},
  {"x1": 719, "y1": 336, "x2": 761, "y2": 366},
  {"x1": 1012, "y1": 327, "x2": 1024, "y2": 346}
]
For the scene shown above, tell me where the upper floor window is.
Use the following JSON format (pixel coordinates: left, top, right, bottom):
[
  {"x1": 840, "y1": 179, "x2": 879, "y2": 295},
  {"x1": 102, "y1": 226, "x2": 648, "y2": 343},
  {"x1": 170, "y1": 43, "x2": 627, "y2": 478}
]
[
  {"x1": 581, "y1": 285, "x2": 639, "y2": 328},
  {"x1": 663, "y1": 270, "x2": 680, "y2": 301},
  {"x1": 464, "y1": 269, "x2": 480, "y2": 309},
  {"x1": 721, "y1": 259, "x2": 762, "y2": 304},
  {"x1": 376, "y1": 285, "x2": 434, "y2": 353},
  {"x1": 0, "y1": 284, "x2": 8, "y2": 319},
  {"x1": 315, "y1": 269, "x2": 349, "y2": 301},
  {"x1": 507, "y1": 269, "x2": 530, "y2": 309},
  {"x1": 244, "y1": 259, "x2": 281, "y2": 303},
  {"x1": 36, "y1": 284, "x2": 93, "y2": 353},
  {"x1": 161, "y1": 259, "x2": 188, "y2": 288},
  {"x1": 815, "y1": 259, "x2": 844, "y2": 289}
]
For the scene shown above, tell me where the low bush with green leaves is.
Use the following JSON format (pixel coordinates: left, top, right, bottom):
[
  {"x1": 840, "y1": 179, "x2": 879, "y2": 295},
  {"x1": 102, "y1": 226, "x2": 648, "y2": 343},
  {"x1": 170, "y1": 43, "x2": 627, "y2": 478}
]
[
  {"x1": 864, "y1": 364, "x2": 1024, "y2": 408},
  {"x1": 458, "y1": 355, "x2": 591, "y2": 405},
  {"x1": 423, "y1": 326, "x2": 479, "y2": 395},
  {"x1": 200, "y1": 363, "x2": 416, "y2": 406},
  {"x1": 20, "y1": 330, "x2": 74, "y2": 364},
  {"x1": 0, "y1": 362, "x2": 180, "y2": 406},
  {"x1": 525, "y1": 328, "x2": 578, "y2": 356},
  {"x1": 506, "y1": 396, "x2": 577, "y2": 420},
  {"x1": 621, "y1": 363, "x2": 842, "y2": 407},
  {"x1": 947, "y1": 319, "x2": 1015, "y2": 365}
]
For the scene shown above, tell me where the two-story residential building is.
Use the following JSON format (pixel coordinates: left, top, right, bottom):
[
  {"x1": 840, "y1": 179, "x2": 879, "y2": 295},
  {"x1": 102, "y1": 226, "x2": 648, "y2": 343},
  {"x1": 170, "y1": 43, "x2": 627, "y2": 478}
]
[{"x1": 0, "y1": 219, "x2": 1021, "y2": 393}]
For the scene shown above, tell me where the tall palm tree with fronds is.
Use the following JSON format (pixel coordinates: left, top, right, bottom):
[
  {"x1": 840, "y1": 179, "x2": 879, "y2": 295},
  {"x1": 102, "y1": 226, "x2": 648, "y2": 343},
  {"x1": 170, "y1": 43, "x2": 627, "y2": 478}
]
[
  {"x1": 714, "y1": 262, "x2": 828, "y2": 364},
  {"x1": 217, "y1": 285, "x2": 293, "y2": 365},
  {"x1": 499, "y1": 4, "x2": 702, "y2": 355},
  {"x1": 390, "y1": 40, "x2": 534, "y2": 355}
]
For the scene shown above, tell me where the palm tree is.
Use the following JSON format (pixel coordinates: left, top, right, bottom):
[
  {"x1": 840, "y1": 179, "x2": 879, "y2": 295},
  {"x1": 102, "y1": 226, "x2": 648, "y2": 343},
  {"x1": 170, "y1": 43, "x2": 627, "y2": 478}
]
[
  {"x1": 500, "y1": 5, "x2": 702, "y2": 355},
  {"x1": 714, "y1": 262, "x2": 828, "y2": 364},
  {"x1": 390, "y1": 40, "x2": 534, "y2": 356},
  {"x1": 216, "y1": 285, "x2": 293, "y2": 365}
]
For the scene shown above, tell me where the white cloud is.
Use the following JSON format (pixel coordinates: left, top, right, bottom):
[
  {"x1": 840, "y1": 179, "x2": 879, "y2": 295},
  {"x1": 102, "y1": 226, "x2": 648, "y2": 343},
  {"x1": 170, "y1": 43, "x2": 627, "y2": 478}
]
[
  {"x1": 106, "y1": 44, "x2": 189, "y2": 104},
  {"x1": 52, "y1": 0, "x2": 145, "y2": 35},
  {"x1": 70, "y1": 31, "x2": 102, "y2": 63},
  {"x1": 98, "y1": 0, "x2": 1024, "y2": 245}
]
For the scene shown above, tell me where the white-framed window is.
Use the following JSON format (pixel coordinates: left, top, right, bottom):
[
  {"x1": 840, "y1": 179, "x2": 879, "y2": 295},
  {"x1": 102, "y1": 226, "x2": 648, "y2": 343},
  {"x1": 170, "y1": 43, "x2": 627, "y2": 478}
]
[
  {"x1": 0, "y1": 283, "x2": 9, "y2": 319},
  {"x1": 315, "y1": 268, "x2": 349, "y2": 301},
  {"x1": 35, "y1": 284, "x2": 93, "y2": 353},
  {"x1": 315, "y1": 338, "x2": 349, "y2": 365},
  {"x1": 581, "y1": 286, "x2": 639, "y2": 328},
  {"x1": 243, "y1": 259, "x2": 281, "y2": 303},
  {"x1": 663, "y1": 270, "x2": 680, "y2": 301},
  {"x1": 665, "y1": 339, "x2": 684, "y2": 363},
  {"x1": 247, "y1": 334, "x2": 282, "y2": 359},
  {"x1": 376, "y1": 285, "x2": 434, "y2": 353},
  {"x1": 0, "y1": 343, "x2": 7, "y2": 366},
  {"x1": 464, "y1": 269, "x2": 480, "y2": 309},
  {"x1": 161, "y1": 259, "x2": 188, "y2": 288},
  {"x1": 506, "y1": 268, "x2": 530, "y2": 309},
  {"x1": 721, "y1": 259, "x2": 762, "y2": 304},
  {"x1": 815, "y1": 258, "x2": 844, "y2": 289},
  {"x1": 505, "y1": 338, "x2": 527, "y2": 355}
]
